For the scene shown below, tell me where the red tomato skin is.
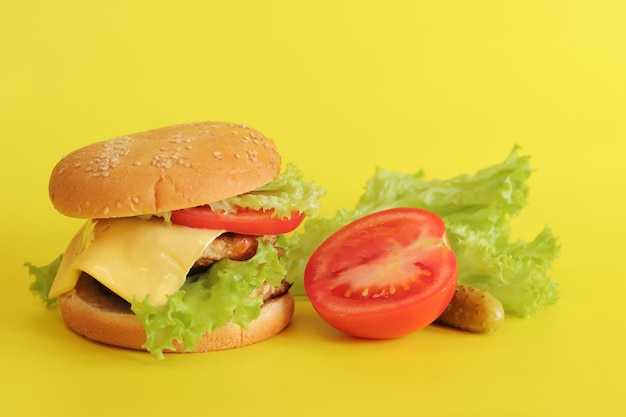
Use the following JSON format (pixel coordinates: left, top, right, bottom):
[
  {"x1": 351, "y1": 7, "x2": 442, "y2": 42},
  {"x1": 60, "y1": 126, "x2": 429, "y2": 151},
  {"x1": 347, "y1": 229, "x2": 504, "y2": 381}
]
[
  {"x1": 304, "y1": 207, "x2": 458, "y2": 339},
  {"x1": 310, "y1": 268, "x2": 457, "y2": 339},
  {"x1": 171, "y1": 207, "x2": 305, "y2": 235}
]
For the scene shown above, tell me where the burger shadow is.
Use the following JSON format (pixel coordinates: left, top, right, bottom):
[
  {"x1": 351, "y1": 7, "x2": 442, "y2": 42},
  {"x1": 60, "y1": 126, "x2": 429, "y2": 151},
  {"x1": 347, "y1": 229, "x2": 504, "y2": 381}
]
[
  {"x1": 25, "y1": 299, "x2": 400, "y2": 363},
  {"x1": 24, "y1": 306, "x2": 161, "y2": 365}
]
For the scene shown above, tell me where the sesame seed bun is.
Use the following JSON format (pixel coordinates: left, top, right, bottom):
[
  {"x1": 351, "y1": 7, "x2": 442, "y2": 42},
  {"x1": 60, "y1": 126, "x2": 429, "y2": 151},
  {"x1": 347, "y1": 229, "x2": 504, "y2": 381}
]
[
  {"x1": 49, "y1": 121, "x2": 281, "y2": 218},
  {"x1": 59, "y1": 274, "x2": 295, "y2": 354}
]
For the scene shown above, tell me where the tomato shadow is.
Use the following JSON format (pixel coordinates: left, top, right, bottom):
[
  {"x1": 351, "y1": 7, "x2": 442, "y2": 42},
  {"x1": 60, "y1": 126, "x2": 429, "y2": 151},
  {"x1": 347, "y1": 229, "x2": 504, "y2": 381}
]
[
  {"x1": 288, "y1": 297, "x2": 477, "y2": 347},
  {"x1": 289, "y1": 304, "x2": 399, "y2": 345},
  {"x1": 287, "y1": 309, "x2": 344, "y2": 342}
]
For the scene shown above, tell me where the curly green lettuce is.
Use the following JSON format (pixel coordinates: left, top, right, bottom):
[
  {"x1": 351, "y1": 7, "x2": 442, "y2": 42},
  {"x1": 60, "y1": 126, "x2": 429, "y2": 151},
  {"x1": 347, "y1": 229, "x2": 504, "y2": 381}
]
[
  {"x1": 208, "y1": 163, "x2": 326, "y2": 218},
  {"x1": 24, "y1": 255, "x2": 63, "y2": 308},
  {"x1": 132, "y1": 239, "x2": 287, "y2": 359},
  {"x1": 286, "y1": 147, "x2": 560, "y2": 317}
]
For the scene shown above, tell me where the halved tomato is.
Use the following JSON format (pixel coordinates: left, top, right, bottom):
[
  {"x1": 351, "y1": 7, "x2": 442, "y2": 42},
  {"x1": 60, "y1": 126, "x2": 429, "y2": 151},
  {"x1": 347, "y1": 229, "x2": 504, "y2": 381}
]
[
  {"x1": 304, "y1": 207, "x2": 457, "y2": 339},
  {"x1": 171, "y1": 206, "x2": 305, "y2": 235}
]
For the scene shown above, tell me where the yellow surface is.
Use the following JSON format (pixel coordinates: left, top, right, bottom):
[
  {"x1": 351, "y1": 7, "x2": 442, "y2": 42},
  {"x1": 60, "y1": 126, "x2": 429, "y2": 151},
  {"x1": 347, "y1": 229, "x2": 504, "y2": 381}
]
[{"x1": 2, "y1": 1, "x2": 625, "y2": 416}]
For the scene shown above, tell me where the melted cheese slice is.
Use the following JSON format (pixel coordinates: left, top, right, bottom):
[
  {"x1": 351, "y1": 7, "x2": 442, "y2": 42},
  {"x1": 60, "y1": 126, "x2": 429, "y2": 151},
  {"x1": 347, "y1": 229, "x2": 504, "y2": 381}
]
[{"x1": 49, "y1": 217, "x2": 224, "y2": 306}]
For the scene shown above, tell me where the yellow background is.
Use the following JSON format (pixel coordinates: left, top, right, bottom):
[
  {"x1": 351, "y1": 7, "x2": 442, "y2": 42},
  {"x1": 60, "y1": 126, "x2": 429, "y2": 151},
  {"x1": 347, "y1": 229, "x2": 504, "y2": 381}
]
[{"x1": 2, "y1": 1, "x2": 625, "y2": 416}]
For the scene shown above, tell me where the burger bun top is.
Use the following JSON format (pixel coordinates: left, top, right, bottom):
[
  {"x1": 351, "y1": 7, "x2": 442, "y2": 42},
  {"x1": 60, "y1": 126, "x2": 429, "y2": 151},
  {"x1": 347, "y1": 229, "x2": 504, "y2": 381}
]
[{"x1": 49, "y1": 121, "x2": 281, "y2": 218}]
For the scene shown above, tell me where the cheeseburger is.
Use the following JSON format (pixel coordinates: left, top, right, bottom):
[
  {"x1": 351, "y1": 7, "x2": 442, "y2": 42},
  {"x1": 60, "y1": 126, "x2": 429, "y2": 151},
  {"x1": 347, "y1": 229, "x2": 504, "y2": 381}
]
[{"x1": 26, "y1": 121, "x2": 323, "y2": 358}]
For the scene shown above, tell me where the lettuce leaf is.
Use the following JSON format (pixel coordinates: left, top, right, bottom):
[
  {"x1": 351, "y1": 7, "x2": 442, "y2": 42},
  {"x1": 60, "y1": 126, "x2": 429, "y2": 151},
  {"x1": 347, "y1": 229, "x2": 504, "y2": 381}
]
[
  {"x1": 448, "y1": 223, "x2": 560, "y2": 317},
  {"x1": 208, "y1": 163, "x2": 326, "y2": 218},
  {"x1": 286, "y1": 147, "x2": 560, "y2": 317},
  {"x1": 131, "y1": 239, "x2": 288, "y2": 359},
  {"x1": 24, "y1": 255, "x2": 63, "y2": 307}
]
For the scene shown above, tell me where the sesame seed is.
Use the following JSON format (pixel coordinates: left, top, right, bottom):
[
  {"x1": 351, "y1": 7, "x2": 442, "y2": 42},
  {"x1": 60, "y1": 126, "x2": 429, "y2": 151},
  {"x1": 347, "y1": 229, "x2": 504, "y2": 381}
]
[
  {"x1": 151, "y1": 155, "x2": 175, "y2": 168},
  {"x1": 73, "y1": 163, "x2": 81, "y2": 169},
  {"x1": 234, "y1": 153, "x2": 241, "y2": 159},
  {"x1": 132, "y1": 197, "x2": 139, "y2": 204},
  {"x1": 86, "y1": 137, "x2": 131, "y2": 177},
  {"x1": 133, "y1": 161, "x2": 142, "y2": 166},
  {"x1": 168, "y1": 133, "x2": 183, "y2": 143},
  {"x1": 102, "y1": 171, "x2": 110, "y2": 177},
  {"x1": 247, "y1": 149, "x2": 259, "y2": 163},
  {"x1": 213, "y1": 151, "x2": 223, "y2": 160},
  {"x1": 103, "y1": 207, "x2": 110, "y2": 215},
  {"x1": 116, "y1": 201, "x2": 122, "y2": 209}
]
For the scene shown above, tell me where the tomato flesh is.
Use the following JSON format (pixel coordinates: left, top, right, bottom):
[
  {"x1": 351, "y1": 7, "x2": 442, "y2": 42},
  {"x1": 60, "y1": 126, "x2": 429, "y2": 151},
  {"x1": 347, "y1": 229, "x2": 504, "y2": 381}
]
[
  {"x1": 304, "y1": 208, "x2": 457, "y2": 339},
  {"x1": 171, "y1": 206, "x2": 305, "y2": 235}
]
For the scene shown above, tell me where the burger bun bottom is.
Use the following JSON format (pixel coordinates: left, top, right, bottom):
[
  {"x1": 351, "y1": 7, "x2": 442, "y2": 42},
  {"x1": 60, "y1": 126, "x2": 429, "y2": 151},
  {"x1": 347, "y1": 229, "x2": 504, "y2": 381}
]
[{"x1": 58, "y1": 275, "x2": 294, "y2": 354}]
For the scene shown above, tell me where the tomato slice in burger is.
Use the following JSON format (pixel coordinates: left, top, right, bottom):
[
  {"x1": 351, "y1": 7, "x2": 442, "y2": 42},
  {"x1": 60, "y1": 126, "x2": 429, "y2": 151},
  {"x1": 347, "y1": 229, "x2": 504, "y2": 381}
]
[
  {"x1": 304, "y1": 208, "x2": 458, "y2": 339},
  {"x1": 171, "y1": 206, "x2": 305, "y2": 235}
]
